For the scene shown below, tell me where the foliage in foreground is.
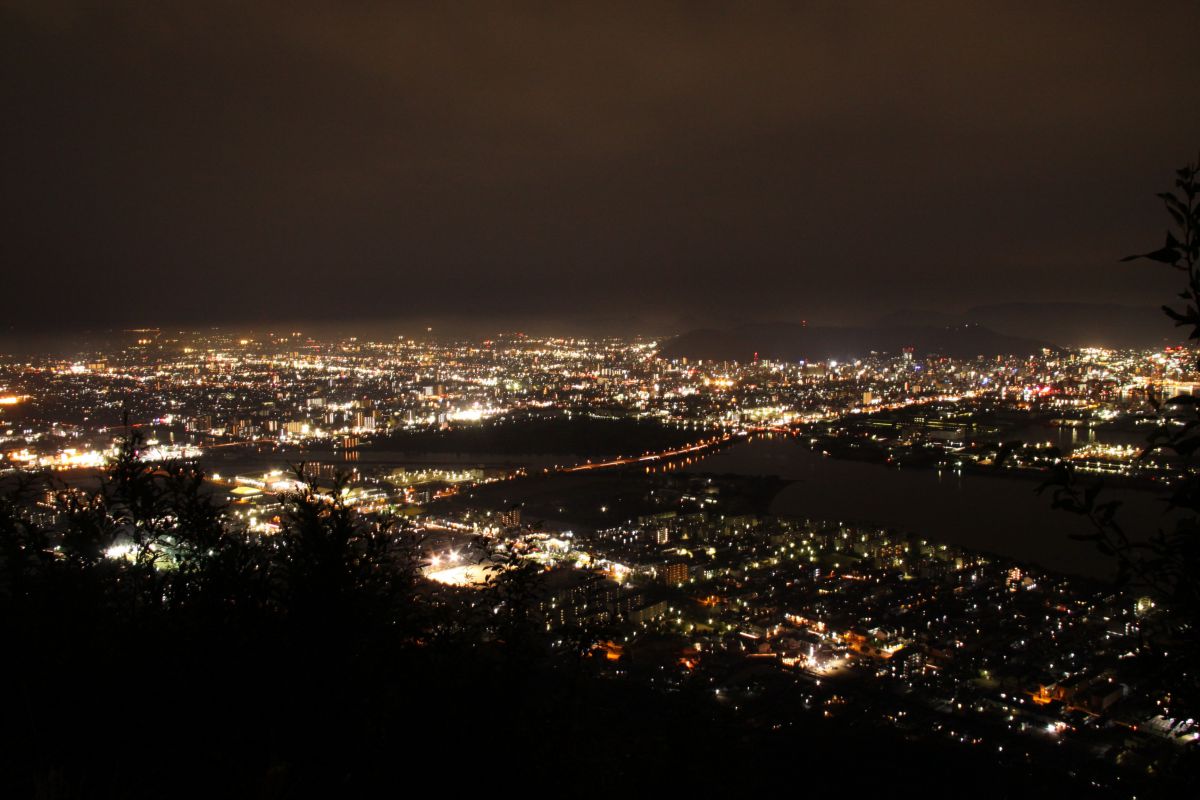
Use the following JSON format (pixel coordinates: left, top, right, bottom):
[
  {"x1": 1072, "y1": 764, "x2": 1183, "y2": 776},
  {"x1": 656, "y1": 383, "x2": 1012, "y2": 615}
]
[
  {"x1": 1040, "y1": 156, "x2": 1200, "y2": 726},
  {"x1": 0, "y1": 435, "x2": 1142, "y2": 799}
]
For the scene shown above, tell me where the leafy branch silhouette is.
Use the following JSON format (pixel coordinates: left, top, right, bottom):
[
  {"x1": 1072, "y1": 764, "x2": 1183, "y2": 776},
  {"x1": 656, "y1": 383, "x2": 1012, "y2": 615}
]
[{"x1": 1039, "y1": 154, "x2": 1200, "y2": 732}]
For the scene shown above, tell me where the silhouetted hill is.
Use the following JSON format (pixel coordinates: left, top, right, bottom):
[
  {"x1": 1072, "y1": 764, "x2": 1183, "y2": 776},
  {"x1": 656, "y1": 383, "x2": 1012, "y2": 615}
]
[
  {"x1": 968, "y1": 303, "x2": 1175, "y2": 349},
  {"x1": 876, "y1": 303, "x2": 1175, "y2": 349},
  {"x1": 661, "y1": 322, "x2": 1053, "y2": 362}
]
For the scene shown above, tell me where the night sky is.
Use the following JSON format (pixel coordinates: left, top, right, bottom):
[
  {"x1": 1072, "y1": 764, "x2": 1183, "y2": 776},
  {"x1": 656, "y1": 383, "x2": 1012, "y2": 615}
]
[{"x1": 3, "y1": 2, "x2": 1199, "y2": 334}]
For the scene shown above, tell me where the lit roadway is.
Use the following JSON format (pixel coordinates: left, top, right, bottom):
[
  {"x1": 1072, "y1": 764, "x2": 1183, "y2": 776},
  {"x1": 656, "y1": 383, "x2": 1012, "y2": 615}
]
[
  {"x1": 555, "y1": 393, "x2": 983, "y2": 473},
  {"x1": 558, "y1": 430, "x2": 747, "y2": 473}
]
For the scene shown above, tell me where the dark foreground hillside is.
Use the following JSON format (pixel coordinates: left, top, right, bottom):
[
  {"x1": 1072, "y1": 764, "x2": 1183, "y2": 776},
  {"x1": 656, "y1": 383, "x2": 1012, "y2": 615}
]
[
  {"x1": 8, "y1": 620, "x2": 1116, "y2": 799},
  {"x1": 2, "y1": 438, "x2": 1192, "y2": 799}
]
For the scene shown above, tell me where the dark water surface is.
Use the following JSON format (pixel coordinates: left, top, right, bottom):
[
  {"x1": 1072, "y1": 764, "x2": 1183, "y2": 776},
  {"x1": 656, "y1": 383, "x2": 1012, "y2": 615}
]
[
  {"x1": 690, "y1": 436, "x2": 1173, "y2": 579},
  {"x1": 199, "y1": 433, "x2": 1172, "y2": 579}
]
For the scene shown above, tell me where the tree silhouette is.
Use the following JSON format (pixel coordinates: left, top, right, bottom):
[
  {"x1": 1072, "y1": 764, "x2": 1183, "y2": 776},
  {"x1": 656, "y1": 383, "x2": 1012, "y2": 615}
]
[{"x1": 1041, "y1": 155, "x2": 1200, "y2": 733}]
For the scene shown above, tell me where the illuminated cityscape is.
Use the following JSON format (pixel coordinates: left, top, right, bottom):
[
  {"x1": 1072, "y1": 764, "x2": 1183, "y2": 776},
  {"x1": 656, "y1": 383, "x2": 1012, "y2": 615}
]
[
  {"x1": 4, "y1": 3, "x2": 1200, "y2": 797},
  {"x1": 2, "y1": 332, "x2": 1194, "y2": 484},
  {"x1": 2, "y1": 329, "x2": 1198, "y2": 793}
]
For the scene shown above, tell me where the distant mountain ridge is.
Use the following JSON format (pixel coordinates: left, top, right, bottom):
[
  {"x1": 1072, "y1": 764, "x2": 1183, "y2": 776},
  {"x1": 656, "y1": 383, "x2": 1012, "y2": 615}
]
[
  {"x1": 660, "y1": 322, "x2": 1054, "y2": 363},
  {"x1": 877, "y1": 303, "x2": 1175, "y2": 349}
]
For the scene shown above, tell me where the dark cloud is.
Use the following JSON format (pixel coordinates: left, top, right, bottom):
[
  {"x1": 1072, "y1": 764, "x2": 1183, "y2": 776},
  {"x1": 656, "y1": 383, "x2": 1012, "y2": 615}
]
[{"x1": 2, "y1": 1, "x2": 1198, "y2": 333}]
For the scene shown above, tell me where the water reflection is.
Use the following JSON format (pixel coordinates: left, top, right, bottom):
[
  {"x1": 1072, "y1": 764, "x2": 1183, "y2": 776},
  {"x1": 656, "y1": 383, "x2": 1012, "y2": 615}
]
[{"x1": 686, "y1": 435, "x2": 1168, "y2": 579}]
